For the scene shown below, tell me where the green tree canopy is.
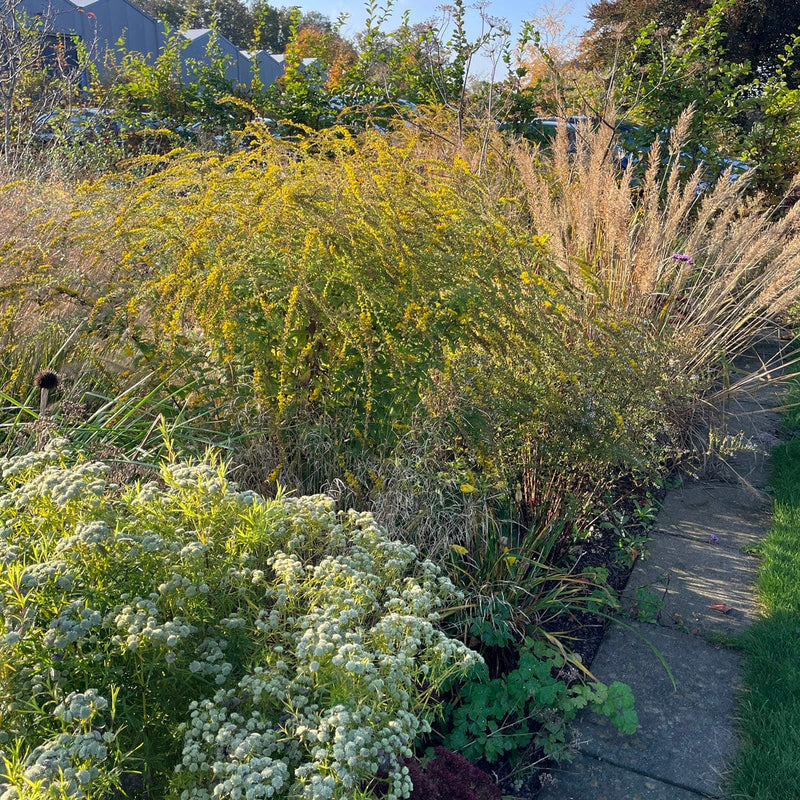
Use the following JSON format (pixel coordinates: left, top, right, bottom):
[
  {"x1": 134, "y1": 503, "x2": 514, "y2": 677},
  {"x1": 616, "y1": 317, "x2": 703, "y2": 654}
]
[
  {"x1": 133, "y1": 0, "x2": 334, "y2": 52},
  {"x1": 584, "y1": 0, "x2": 800, "y2": 78},
  {"x1": 135, "y1": 0, "x2": 253, "y2": 46}
]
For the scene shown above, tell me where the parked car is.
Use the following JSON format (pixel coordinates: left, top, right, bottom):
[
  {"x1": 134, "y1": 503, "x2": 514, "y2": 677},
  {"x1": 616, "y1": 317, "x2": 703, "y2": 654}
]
[
  {"x1": 615, "y1": 125, "x2": 749, "y2": 188},
  {"x1": 31, "y1": 108, "x2": 119, "y2": 144},
  {"x1": 500, "y1": 116, "x2": 749, "y2": 190},
  {"x1": 500, "y1": 115, "x2": 612, "y2": 146}
]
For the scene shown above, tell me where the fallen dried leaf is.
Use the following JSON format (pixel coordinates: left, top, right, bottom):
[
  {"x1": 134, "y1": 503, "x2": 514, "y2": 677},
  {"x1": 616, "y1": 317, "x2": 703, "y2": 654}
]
[{"x1": 710, "y1": 602, "x2": 733, "y2": 614}]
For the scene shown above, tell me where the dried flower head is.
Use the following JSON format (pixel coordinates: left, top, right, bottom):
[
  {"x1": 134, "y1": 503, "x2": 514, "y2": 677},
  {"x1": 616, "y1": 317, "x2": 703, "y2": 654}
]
[{"x1": 33, "y1": 370, "x2": 59, "y2": 391}]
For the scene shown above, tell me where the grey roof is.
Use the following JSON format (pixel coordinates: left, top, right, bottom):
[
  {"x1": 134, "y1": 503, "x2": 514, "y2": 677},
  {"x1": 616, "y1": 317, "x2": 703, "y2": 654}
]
[
  {"x1": 18, "y1": 0, "x2": 283, "y2": 89},
  {"x1": 183, "y1": 28, "x2": 212, "y2": 40}
]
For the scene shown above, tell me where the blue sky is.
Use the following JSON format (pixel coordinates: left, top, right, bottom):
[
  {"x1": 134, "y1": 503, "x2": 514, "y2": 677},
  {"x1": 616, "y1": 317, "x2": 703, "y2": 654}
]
[{"x1": 292, "y1": 1, "x2": 595, "y2": 77}]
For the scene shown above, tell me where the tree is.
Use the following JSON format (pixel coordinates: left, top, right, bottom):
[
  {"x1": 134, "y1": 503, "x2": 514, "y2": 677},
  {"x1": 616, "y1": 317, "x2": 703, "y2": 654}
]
[
  {"x1": 607, "y1": 0, "x2": 800, "y2": 198},
  {"x1": 290, "y1": 26, "x2": 357, "y2": 89},
  {"x1": 346, "y1": 0, "x2": 509, "y2": 109},
  {"x1": 135, "y1": 0, "x2": 253, "y2": 48},
  {"x1": 515, "y1": 2, "x2": 582, "y2": 85},
  {"x1": 583, "y1": 0, "x2": 703, "y2": 67},
  {"x1": 0, "y1": 0, "x2": 86, "y2": 155},
  {"x1": 250, "y1": 2, "x2": 336, "y2": 54},
  {"x1": 723, "y1": 0, "x2": 800, "y2": 78},
  {"x1": 251, "y1": 0, "x2": 293, "y2": 52},
  {"x1": 583, "y1": 0, "x2": 800, "y2": 78}
]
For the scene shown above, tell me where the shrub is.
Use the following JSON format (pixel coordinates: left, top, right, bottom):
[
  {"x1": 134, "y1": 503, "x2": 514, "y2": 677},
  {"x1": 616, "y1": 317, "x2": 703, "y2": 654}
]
[
  {"x1": 64, "y1": 121, "x2": 691, "y2": 530},
  {"x1": 0, "y1": 440, "x2": 479, "y2": 799}
]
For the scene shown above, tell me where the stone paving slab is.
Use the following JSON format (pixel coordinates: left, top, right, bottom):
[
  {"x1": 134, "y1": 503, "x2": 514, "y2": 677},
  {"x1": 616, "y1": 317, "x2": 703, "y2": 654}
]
[
  {"x1": 653, "y1": 479, "x2": 770, "y2": 551},
  {"x1": 568, "y1": 621, "x2": 739, "y2": 797},
  {"x1": 723, "y1": 449, "x2": 775, "y2": 489},
  {"x1": 724, "y1": 397, "x2": 783, "y2": 421},
  {"x1": 624, "y1": 533, "x2": 760, "y2": 636},
  {"x1": 540, "y1": 752, "x2": 706, "y2": 800},
  {"x1": 720, "y1": 387, "x2": 783, "y2": 474}
]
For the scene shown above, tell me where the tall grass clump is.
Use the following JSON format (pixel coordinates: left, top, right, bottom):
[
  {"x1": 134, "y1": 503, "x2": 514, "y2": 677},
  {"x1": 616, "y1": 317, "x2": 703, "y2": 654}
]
[
  {"x1": 513, "y1": 110, "x2": 800, "y2": 383},
  {"x1": 0, "y1": 168, "x2": 249, "y2": 465}
]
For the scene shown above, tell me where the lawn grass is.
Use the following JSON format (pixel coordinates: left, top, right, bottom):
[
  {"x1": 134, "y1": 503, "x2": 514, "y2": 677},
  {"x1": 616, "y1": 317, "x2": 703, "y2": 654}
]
[{"x1": 730, "y1": 397, "x2": 800, "y2": 799}]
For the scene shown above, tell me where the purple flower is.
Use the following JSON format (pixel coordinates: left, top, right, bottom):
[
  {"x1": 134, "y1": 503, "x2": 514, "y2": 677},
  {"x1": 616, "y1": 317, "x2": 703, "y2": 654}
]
[
  {"x1": 671, "y1": 252, "x2": 696, "y2": 266},
  {"x1": 709, "y1": 534, "x2": 719, "y2": 545}
]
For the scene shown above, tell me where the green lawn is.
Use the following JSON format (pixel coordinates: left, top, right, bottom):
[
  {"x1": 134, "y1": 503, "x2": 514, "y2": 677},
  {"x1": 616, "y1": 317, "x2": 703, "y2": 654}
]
[{"x1": 730, "y1": 402, "x2": 800, "y2": 799}]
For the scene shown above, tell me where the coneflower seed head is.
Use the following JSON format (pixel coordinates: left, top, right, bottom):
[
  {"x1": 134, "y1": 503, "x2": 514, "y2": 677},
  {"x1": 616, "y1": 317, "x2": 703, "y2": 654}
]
[{"x1": 33, "y1": 370, "x2": 59, "y2": 391}]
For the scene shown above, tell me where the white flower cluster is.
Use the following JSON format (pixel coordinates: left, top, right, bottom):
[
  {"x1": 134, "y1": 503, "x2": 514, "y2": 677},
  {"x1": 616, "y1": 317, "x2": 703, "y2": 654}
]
[
  {"x1": 176, "y1": 690, "x2": 290, "y2": 800},
  {"x1": 116, "y1": 529, "x2": 176, "y2": 554},
  {"x1": 0, "y1": 691, "x2": 114, "y2": 800},
  {"x1": 2, "y1": 731, "x2": 113, "y2": 800},
  {"x1": 111, "y1": 596, "x2": 195, "y2": 654},
  {"x1": 0, "y1": 438, "x2": 70, "y2": 480},
  {"x1": 163, "y1": 463, "x2": 233, "y2": 496},
  {"x1": 54, "y1": 520, "x2": 113, "y2": 557},
  {"x1": 158, "y1": 571, "x2": 195, "y2": 597},
  {"x1": 235, "y1": 490, "x2": 260, "y2": 507},
  {"x1": 18, "y1": 558, "x2": 71, "y2": 590},
  {"x1": 0, "y1": 461, "x2": 109, "y2": 510},
  {"x1": 188, "y1": 637, "x2": 233, "y2": 684},
  {"x1": 179, "y1": 540, "x2": 210, "y2": 561},
  {"x1": 0, "y1": 452, "x2": 480, "y2": 800},
  {"x1": 43, "y1": 602, "x2": 102, "y2": 649},
  {"x1": 276, "y1": 495, "x2": 339, "y2": 552},
  {"x1": 0, "y1": 524, "x2": 18, "y2": 565},
  {"x1": 173, "y1": 495, "x2": 480, "y2": 800},
  {"x1": 130, "y1": 480, "x2": 162, "y2": 505},
  {"x1": 291, "y1": 703, "x2": 416, "y2": 799},
  {"x1": 52, "y1": 689, "x2": 108, "y2": 724},
  {"x1": 268, "y1": 552, "x2": 306, "y2": 587}
]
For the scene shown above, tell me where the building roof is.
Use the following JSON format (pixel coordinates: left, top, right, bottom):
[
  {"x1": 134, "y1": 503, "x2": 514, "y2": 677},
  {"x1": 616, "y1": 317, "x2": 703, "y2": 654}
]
[
  {"x1": 18, "y1": 0, "x2": 285, "y2": 89},
  {"x1": 183, "y1": 28, "x2": 212, "y2": 40}
]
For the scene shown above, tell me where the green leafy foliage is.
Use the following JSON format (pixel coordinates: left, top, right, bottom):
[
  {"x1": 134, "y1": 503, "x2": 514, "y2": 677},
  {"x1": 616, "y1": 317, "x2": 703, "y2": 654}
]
[
  {"x1": 614, "y1": 0, "x2": 800, "y2": 197},
  {"x1": 586, "y1": 0, "x2": 800, "y2": 79},
  {"x1": 109, "y1": 28, "x2": 252, "y2": 136},
  {"x1": 442, "y1": 638, "x2": 637, "y2": 763},
  {"x1": 632, "y1": 585, "x2": 665, "y2": 624}
]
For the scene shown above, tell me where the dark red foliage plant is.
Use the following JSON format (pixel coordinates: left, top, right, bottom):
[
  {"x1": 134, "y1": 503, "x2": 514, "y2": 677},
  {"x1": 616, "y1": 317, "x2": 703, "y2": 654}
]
[{"x1": 406, "y1": 747, "x2": 501, "y2": 800}]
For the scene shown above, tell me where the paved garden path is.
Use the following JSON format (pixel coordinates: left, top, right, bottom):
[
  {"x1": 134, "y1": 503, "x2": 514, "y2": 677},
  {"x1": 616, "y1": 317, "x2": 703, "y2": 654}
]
[{"x1": 538, "y1": 341, "x2": 789, "y2": 800}]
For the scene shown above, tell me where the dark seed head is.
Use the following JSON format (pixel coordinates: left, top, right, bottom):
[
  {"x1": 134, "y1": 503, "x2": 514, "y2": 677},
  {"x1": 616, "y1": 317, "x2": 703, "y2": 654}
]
[{"x1": 33, "y1": 370, "x2": 59, "y2": 391}]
